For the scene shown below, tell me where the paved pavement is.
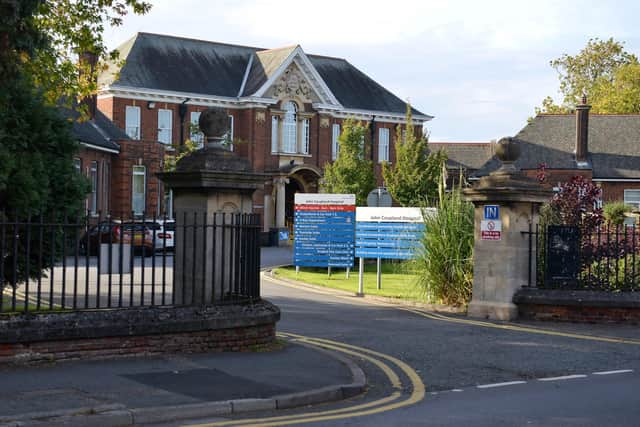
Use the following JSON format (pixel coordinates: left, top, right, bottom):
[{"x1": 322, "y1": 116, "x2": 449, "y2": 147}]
[{"x1": 0, "y1": 330, "x2": 362, "y2": 426}]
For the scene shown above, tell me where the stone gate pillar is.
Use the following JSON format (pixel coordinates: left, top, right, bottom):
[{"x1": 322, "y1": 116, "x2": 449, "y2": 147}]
[
  {"x1": 463, "y1": 137, "x2": 552, "y2": 320},
  {"x1": 159, "y1": 108, "x2": 265, "y2": 305}
]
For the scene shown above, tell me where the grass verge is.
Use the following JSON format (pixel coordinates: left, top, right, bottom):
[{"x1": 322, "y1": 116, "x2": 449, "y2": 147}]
[{"x1": 272, "y1": 262, "x2": 422, "y2": 301}]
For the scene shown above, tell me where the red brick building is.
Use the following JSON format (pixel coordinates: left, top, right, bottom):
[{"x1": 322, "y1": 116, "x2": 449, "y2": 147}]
[
  {"x1": 69, "y1": 106, "x2": 164, "y2": 217},
  {"x1": 95, "y1": 32, "x2": 433, "y2": 230}
]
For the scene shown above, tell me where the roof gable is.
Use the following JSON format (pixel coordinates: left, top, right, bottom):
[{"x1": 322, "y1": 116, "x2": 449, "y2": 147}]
[{"x1": 245, "y1": 46, "x2": 341, "y2": 106}]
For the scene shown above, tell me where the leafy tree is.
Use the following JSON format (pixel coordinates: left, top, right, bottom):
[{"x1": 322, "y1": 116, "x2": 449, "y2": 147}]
[
  {"x1": 546, "y1": 175, "x2": 603, "y2": 234},
  {"x1": 0, "y1": 0, "x2": 148, "y2": 289},
  {"x1": 537, "y1": 38, "x2": 638, "y2": 113},
  {"x1": 590, "y1": 63, "x2": 640, "y2": 113},
  {"x1": 30, "y1": 0, "x2": 150, "y2": 110},
  {"x1": 321, "y1": 119, "x2": 376, "y2": 205},
  {"x1": 382, "y1": 104, "x2": 447, "y2": 206}
]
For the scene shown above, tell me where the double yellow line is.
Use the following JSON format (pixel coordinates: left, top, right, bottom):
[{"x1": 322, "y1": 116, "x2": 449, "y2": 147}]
[
  {"x1": 188, "y1": 332, "x2": 425, "y2": 427},
  {"x1": 397, "y1": 308, "x2": 640, "y2": 346}
]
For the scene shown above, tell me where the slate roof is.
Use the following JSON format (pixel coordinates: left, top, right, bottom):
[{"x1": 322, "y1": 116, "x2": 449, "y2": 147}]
[
  {"x1": 100, "y1": 33, "x2": 428, "y2": 117},
  {"x1": 428, "y1": 142, "x2": 494, "y2": 171},
  {"x1": 242, "y1": 45, "x2": 298, "y2": 96},
  {"x1": 473, "y1": 114, "x2": 640, "y2": 179},
  {"x1": 61, "y1": 107, "x2": 127, "y2": 152}
]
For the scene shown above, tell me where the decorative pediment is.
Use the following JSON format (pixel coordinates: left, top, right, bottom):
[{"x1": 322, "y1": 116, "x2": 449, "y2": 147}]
[
  {"x1": 270, "y1": 64, "x2": 315, "y2": 102},
  {"x1": 252, "y1": 46, "x2": 341, "y2": 108}
]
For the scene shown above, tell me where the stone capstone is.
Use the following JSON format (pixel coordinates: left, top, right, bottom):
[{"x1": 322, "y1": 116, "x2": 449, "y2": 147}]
[{"x1": 198, "y1": 107, "x2": 229, "y2": 139}]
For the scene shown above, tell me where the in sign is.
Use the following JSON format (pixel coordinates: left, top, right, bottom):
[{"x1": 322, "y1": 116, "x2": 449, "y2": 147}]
[{"x1": 484, "y1": 205, "x2": 500, "y2": 220}]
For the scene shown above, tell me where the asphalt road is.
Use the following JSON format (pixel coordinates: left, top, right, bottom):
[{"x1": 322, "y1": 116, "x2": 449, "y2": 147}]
[{"x1": 215, "y1": 272, "x2": 640, "y2": 426}]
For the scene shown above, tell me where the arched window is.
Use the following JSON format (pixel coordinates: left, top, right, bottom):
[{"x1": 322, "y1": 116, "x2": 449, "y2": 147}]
[{"x1": 283, "y1": 101, "x2": 297, "y2": 153}]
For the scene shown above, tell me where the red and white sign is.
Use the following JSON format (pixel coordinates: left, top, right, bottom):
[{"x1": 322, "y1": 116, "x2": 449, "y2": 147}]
[{"x1": 480, "y1": 219, "x2": 502, "y2": 241}]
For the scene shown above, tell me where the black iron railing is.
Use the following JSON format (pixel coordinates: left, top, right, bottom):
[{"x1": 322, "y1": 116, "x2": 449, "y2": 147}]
[
  {"x1": 0, "y1": 211, "x2": 261, "y2": 313},
  {"x1": 524, "y1": 223, "x2": 640, "y2": 291}
]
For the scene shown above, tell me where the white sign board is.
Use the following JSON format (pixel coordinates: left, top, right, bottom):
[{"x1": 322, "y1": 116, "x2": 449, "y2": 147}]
[
  {"x1": 295, "y1": 193, "x2": 356, "y2": 206},
  {"x1": 356, "y1": 207, "x2": 433, "y2": 223},
  {"x1": 480, "y1": 219, "x2": 502, "y2": 240}
]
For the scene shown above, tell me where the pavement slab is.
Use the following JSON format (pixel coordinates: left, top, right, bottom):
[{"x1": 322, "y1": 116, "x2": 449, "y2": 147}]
[{"x1": 0, "y1": 341, "x2": 362, "y2": 425}]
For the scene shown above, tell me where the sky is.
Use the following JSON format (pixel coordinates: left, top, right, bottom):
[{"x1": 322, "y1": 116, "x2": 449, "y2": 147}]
[{"x1": 103, "y1": 0, "x2": 640, "y2": 142}]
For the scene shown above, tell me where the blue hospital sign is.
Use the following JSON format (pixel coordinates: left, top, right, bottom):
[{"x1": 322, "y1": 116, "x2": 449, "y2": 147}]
[
  {"x1": 293, "y1": 194, "x2": 356, "y2": 268},
  {"x1": 483, "y1": 205, "x2": 500, "y2": 220}
]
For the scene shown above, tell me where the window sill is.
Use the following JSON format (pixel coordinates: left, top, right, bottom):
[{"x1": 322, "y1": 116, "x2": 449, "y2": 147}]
[{"x1": 271, "y1": 152, "x2": 313, "y2": 158}]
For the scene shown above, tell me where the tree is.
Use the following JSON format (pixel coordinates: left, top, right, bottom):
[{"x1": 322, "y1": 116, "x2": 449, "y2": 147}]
[
  {"x1": 382, "y1": 104, "x2": 447, "y2": 206},
  {"x1": 590, "y1": 63, "x2": 640, "y2": 113},
  {"x1": 0, "y1": 0, "x2": 149, "y2": 288},
  {"x1": 321, "y1": 119, "x2": 376, "y2": 205},
  {"x1": 544, "y1": 175, "x2": 603, "y2": 234},
  {"x1": 537, "y1": 38, "x2": 638, "y2": 113},
  {"x1": 31, "y1": 0, "x2": 151, "y2": 110}
]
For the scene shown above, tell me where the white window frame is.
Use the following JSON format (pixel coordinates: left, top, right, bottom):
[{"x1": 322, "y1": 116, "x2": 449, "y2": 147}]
[
  {"x1": 125, "y1": 105, "x2": 141, "y2": 140},
  {"x1": 302, "y1": 118, "x2": 310, "y2": 154},
  {"x1": 271, "y1": 115, "x2": 279, "y2": 153},
  {"x1": 332, "y1": 124, "x2": 340, "y2": 160},
  {"x1": 89, "y1": 161, "x2": 98, "y2": 214},
  {"x1": 190, "y1": 111, "x2": 203, "y2": 146},
  {"x1": 157, "y1": 108, "x2": 172, "y2": 145},
  {"x1": 226, "y1": 115, "x2": 234, "y2": 151},
  {"x1": 624, "y1": 189, "x2": 640, "y2": 209},
  {"x1": 73, "y1": 158, "x2": 81, "y2": 173},
  {"x1": 164, "y1": 189, "x2": 173, "y2": 219},
  {"x1": 282, "y1": 101, "x2": 297, "y2": 154},
  {"x1": 378, "y1": 128, "x2": 390, "y2": 163},
  {"x1": 132, "y1": 165, "x2": 146, "y2": 216}
]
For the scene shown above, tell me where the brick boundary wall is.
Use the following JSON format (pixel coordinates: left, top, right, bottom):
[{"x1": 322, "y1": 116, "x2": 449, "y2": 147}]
[
  {"x1": 514, "y1": 288, "x2": 640, "y2": 324},
  {"x1": 0, "y1": 301, "x2": 280, "y2": 365}
]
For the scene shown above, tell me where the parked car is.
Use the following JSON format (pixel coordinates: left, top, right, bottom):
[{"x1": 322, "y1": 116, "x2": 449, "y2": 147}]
[
  {"x1": 141, "y1": 219, "x2": 175, "y2": 252},
  {"x1": 80, "y1": 219, "x2": 175, "y2": 256},
  {"x1": 79, "y1": 220, "x2": 130, "y2": 255}
]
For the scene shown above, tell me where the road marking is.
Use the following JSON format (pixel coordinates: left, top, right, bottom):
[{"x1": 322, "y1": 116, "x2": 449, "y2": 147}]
[
  {"x1": 592, "y1": 369, "x2": 634, "y2": 375},
  {"x1": 264, "y1": 274, "x2": 640, "y2": 346},
  {"x1": 476, "y1": 381, "x2": 527, "y2": 389},
  {"x1": 188, "y1": 332, "x2": 425, "y2": 427},
  {"x1": 538, "y1": 374, "x2": 587, "y2": 382},
  {"x1": 451, "y1": 389, "x2": 463, "y2": 392}
]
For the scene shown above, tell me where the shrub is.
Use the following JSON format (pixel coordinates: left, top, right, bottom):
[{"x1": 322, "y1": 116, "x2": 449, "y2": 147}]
[
  {"x1": 413, "y1": 182, "x2": 474, "y2": 306},
  {"x1": 603, "y1": 201, "x2": 631, "y2": 226}
]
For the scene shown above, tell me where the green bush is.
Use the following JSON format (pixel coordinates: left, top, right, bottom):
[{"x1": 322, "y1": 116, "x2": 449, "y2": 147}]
[
  {"x1": 603, "y1": 201, "x2": 631, "y2": 226},
  {"x1": 413, "y1": 185, "x2": 474, "y2": 306}
]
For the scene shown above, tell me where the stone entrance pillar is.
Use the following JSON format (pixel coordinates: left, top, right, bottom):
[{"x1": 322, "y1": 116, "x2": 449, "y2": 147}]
[
  {"x1": 274, "y1": 176, "x2": 288, "y2": 229},
  {"x1": 463, "y1": 137, "x2": 552, "y2": 320},
  {"x1": 159, "y1": 108, "x2": 265, "y2": 305}
]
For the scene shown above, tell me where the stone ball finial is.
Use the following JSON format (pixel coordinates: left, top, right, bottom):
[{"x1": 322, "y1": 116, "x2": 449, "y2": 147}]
[
  {"x1": 495, "y1": 137, "x2": 520, "y2": 163},
  {"x1": 198, "y1": 108, "x2": 228, "y2": 139}
]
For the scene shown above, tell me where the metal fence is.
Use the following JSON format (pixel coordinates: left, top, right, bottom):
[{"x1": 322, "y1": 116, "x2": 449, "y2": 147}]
[
  {"x1": 0, "y1": 211, "x2": 261, "y2": 313},
  {"x1": 524, "y1": 223, "x2": 640, "y2": 291}
]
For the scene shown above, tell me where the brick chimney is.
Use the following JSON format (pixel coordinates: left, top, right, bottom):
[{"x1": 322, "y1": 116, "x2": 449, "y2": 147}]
[
  {"x1": 575, "y1": 94, "x2": 591, "y2": 165},
  {"x1": 79, "y1": 51, "x2": 98, "y2": 120}
]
